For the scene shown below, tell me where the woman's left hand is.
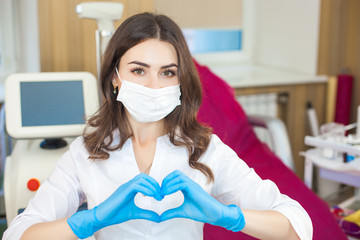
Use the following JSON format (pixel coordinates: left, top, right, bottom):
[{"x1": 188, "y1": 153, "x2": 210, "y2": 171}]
[{"x1": 160, "y1": 170, "x2": 245, "y2": 232}]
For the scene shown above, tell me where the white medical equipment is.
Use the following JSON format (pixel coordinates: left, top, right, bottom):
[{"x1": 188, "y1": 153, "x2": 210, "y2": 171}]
[
  {"x1": 76, "y1": 2, "x2": 123, "y2": 79},
  {"x1": 303, "y1": 111, "x2": 360, "y2": 201},
  {"x1": 4, "y1": 72, "x2": 99, "y2": 224},
  {"x1": 304, "y1": 112, "x2": 360, "y2": 159}
]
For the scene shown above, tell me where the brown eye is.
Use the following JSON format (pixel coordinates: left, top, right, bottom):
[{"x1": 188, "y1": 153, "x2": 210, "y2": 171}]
[
  {"x1": 132, "y1": 68, "x2": 145, "y2": 75},
  {"x1": 161, "y1": 69, "x2": 176, "y2": 77}
]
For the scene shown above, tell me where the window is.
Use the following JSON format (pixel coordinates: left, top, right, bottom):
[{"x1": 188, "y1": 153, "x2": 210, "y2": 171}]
[{"x1": 182, "y1": 29, "x2": 242, "y2": 54}]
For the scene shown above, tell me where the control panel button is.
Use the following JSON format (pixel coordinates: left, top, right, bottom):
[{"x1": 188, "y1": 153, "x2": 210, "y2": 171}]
[{"x1": 27, "y1": 178, "x2": 40, "y2": 191}]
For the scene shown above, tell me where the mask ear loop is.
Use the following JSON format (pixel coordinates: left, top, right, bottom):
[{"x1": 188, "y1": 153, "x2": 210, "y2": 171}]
[{"x1": 115, "y1": 67, "x2": 123, "y2": 83}]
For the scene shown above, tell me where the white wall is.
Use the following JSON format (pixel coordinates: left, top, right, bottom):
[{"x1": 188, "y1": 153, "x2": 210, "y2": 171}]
[
  {"x1": 252, "y1": 0, "x2": 321, "y2": 75},
  {"x1": 15, "y1": 0, "x2": 40, "y2": 74},
  {"x1": 0, "y1": 0, "x2": 17, "y2": 84},
  {"x1": 0, "y1": 0, "x2": 40, "y2": 85}
]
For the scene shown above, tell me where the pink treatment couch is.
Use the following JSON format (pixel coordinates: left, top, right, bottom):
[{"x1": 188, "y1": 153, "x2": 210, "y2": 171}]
[{"x1": 195, "y1": 60, "x2": 348, "y2": 240}]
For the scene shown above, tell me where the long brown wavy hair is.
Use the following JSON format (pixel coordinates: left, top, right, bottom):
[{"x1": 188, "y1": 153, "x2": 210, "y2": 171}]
[{"x1": 83, "y1": 12, "x2": 214, "y2": 182}]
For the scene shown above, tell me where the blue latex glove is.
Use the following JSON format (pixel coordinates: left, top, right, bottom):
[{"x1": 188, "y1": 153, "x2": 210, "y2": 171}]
[
  {"x1": 160, "y1": 170, "x2": 245, "y2": 232},
  {"x1": 67, "y1": 173, "x2": 163, "y2": 239}
]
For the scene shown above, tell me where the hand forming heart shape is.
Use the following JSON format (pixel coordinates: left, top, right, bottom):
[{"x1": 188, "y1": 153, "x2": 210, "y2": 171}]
[
  {"x1": 67, "y1": 170, "x2": 245, "y2": 239},
  {"x1": 131, "y1": 170, "x2": 245, "y2": 232}
]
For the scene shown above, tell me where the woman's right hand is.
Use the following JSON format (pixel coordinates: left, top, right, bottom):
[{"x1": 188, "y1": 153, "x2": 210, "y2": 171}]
[{"x1": 67, "y1": 173, "x2": 163, "y2": 239}]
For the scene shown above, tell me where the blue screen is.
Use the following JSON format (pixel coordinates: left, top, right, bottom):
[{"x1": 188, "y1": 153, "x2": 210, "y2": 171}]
[
  {"x1": 20, "y1": 81, "x2": 85, "y2": 127},
  {"x1": 183, "y1": 29, "x2": 242, "y2": 54}
]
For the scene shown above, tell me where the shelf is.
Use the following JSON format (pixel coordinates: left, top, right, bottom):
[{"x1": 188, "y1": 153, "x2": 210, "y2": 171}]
[
  {"x1": 303, "y1": 148, "x2": 360, "y2": 189},
  {"x1": 302, "y1": 149, "x2": 360, "y2": 175}
]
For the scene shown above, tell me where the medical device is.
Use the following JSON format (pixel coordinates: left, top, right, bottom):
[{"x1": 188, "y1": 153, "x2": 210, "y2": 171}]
[
  {"x1": 305, "y1": 136, "x2": 360, "y2": 157},
  {"x1": 4, "y1": 72, "x2": 99, "y2": 223},
  {"x1": 76, "y1": 2, "x2": 123, "y2": 78},
  {"x1": 305, "y1": 105, "x2": 360, "y2": 159}
]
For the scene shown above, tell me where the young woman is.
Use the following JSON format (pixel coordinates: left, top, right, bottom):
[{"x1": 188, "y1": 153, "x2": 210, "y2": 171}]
[{"x1": 4, "y1": 12, "x2": 312, "y2": 240}]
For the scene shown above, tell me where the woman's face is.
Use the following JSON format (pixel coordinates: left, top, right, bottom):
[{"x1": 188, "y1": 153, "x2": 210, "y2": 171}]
[{"x1": 114, "y1": 39, "x2": 179, "y2": 89}]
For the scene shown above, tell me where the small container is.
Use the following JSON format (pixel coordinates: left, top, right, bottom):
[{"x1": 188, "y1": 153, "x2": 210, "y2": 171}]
[{"x1": 320, "y1": 122, "x2": 345, "y2": 159}]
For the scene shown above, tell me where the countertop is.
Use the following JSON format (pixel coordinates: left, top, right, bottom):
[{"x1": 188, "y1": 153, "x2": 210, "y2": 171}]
[{"x1": 201, "y1": 63, "x2": 328, "y2": 88}]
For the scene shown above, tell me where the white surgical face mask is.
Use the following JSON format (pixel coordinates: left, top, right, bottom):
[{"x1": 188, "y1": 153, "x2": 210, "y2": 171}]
[{"x1": 115, "y1": 68, "x2": 181, "y2": 123}]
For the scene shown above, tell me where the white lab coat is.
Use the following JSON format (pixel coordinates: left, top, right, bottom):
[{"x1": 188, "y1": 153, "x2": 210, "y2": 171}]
[{"x1": 3, "y1": 133, "x2": 312, "y2": 240}]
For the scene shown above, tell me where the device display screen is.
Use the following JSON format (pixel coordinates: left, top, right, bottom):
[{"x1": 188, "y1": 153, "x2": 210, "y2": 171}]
[{"x1": 20, "y1": 81, "x2": 85, "y2": 127}]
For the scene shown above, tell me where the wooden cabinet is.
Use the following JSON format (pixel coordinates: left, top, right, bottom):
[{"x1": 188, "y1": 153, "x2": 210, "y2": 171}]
[{"x1": 317, "y1": 0, "x2": 360, "y2": 126}]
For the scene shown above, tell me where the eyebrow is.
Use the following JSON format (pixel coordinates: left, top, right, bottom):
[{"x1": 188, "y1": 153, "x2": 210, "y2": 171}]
[
  {"x1": 128, "y1": 61, "x2": 178, "y2": 69},
  {"x1": 161, "y1": 63, "x2": 178, "y2": 69}
]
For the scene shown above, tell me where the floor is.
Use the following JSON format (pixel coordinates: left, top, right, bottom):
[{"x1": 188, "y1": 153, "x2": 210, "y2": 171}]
[{"x1": 324, "y1": 185, "x2": 357, "y2": 207}]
